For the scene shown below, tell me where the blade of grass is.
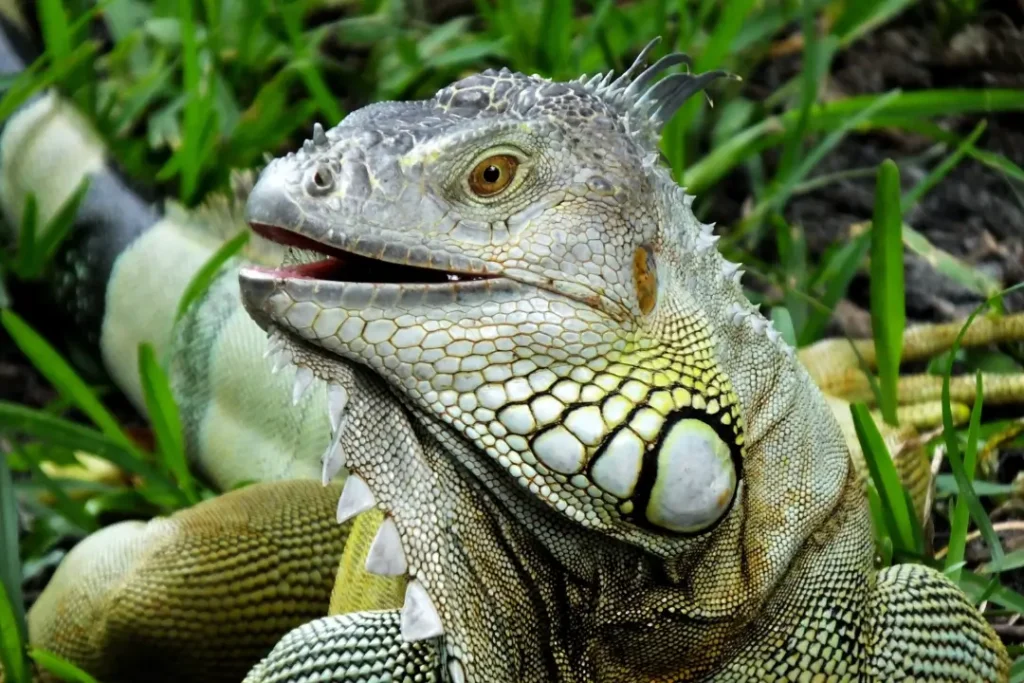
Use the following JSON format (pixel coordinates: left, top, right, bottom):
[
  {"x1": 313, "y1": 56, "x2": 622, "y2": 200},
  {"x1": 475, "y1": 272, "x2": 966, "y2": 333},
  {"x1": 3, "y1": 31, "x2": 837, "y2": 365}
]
[
  {"x1": 902, "y1": 224, "x2": 1001, "y2": 299},
  {"x1": 851, "y1": 402, "x2": 923, "y2": 554},
  {"x1": 0, "y1": 402, "x2": 185, "y2": 508},
  {"x1": 775, "y1": 4, "x2": 837, "y2": 184},
  {"x1": 939, "y1": 284, "x2": 1024, "y2": 570},
  {"x1": 664, "y1": 0, "x2": 757, "y2": 177},
  {"x1": 34, "y1": 177, "x2": 92, "y2": 274},
  {"x1": 28, "y1": 649, "x2": 101, "y2": 683},
  {"x1": 0, "y1": 450, "x2": 29, "y2": 683},
  {"x1": 901, "y1": 120, "x2": 986, "y2": 213},
  {"x1": 0, "y1": 41, "x2": 97, "y2": 124},
  {"x1": 36, "y1": 0, "x2": 72, "y2": 62},
  {"x1": 734, "y1": 90, "x2": 902, "y2": 236},
  {"x1": 684, "y1": 88, "x2": 1024, "y2": 195},
  {"x1": 870, "y1": 159, "x2": 905, "y2": 427},
  {"x1": 798, "y1": 230, "x2": 870, "y2": 346},
  {"x1": 0, "y1": 310, "x2": 135, "y2": 450},
  {"x1": 174, "y1": 229, "x2": 249, "y2": 322},
  {"x1": 177, "y1": 0, "x2": 213, "y2": 204},
  {"x1": 0, "y1": 579, "x2": 29, "y2": 683},
  {"x1": 945, "y1": 372, "x2": 984, "y2": 582},
  {"x1": 981, "y1": 547, "x2": 1024, "y2": 574},
  {"x1": 138, "y1": 343, "x2": 196, "y2": 504},
  {"x1": 867, "y1": 484, "x2": 894, "y2": 566},
  {"x1": 17, "y1": 448, "x2": 98, "y2": 533}
]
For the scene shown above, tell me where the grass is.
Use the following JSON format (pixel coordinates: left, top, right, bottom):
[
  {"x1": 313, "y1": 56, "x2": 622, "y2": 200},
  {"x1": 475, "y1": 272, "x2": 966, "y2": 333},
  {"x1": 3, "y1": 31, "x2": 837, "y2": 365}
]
[{"x1": 1, "y1": 0, "x2": 1023, "y2": 679}]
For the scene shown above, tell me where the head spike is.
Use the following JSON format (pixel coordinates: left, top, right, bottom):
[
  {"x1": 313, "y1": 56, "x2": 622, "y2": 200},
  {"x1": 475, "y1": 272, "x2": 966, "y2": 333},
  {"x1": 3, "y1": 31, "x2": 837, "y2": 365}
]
[
  {"x1": 606, "y1": 37, "x2": 663, "y2": 93},
  {"x1": 313, "y1": 122, "x2": 328, "y2": 146},
  {"x1": 622, "y1": 53, "x2": 693, "y2": 103},
  {"x1": 647, "y1": 70, "x2": 733, "y2": 130}
]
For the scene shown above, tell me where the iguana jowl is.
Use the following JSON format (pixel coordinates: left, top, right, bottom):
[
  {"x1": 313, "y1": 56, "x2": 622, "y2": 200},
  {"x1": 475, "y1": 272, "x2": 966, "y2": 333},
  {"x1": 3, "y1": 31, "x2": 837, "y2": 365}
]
[{"x1": 234, "y1": 41, "x2": 1009, "y2": 682}]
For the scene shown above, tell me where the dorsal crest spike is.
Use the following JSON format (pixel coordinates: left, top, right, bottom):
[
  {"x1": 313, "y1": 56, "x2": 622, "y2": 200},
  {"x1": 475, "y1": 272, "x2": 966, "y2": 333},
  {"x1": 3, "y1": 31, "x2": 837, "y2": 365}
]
[{"x1": 581, "y1": 36, "x2": 736, "y2": 143}]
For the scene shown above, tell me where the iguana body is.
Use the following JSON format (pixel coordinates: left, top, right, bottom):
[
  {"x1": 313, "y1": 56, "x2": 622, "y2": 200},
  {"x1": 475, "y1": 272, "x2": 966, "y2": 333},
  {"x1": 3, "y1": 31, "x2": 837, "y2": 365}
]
[{"x1": 0, "y1": 11, "x2": 1014, "y2": 682}]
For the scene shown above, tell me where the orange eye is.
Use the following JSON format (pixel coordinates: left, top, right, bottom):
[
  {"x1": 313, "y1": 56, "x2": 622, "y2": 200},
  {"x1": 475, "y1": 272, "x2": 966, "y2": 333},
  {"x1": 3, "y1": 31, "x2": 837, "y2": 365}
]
[{"x1": 468, "y1": 155, "x2": 518, "y2": 197}]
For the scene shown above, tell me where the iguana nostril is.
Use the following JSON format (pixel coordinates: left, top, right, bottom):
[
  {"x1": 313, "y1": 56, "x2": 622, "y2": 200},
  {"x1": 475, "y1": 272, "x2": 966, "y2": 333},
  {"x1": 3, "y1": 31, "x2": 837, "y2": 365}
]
[{"x1": 306, "y1": 164, "x2": 335, "y2": 195}]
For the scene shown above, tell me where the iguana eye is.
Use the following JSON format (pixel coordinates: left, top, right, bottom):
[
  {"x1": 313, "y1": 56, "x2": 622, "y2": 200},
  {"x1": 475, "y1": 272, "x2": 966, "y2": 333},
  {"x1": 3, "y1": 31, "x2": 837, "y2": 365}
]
[{"x1": 468, "y1": 154, "x2": 518, "y2": 196}]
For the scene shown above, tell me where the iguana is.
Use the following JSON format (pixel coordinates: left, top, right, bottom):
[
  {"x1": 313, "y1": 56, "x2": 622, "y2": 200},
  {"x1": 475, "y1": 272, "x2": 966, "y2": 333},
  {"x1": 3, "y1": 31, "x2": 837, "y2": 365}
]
[{"x1": 0, "y1": 7, "x2": 1020, "y2": 682}]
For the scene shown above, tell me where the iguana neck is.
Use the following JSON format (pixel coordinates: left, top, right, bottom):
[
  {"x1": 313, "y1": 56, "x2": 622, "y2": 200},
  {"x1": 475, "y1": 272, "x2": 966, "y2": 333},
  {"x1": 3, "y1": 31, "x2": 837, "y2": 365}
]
[{"x1": 402, "y1": 398, "x2": 872, "y2": 682}]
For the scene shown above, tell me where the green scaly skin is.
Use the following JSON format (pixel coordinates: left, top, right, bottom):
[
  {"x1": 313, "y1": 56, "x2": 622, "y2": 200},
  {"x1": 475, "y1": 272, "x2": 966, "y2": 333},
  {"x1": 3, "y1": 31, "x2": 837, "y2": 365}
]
[{"x1": 233, "y1": 43, "x2": 1009, "y2": 681}]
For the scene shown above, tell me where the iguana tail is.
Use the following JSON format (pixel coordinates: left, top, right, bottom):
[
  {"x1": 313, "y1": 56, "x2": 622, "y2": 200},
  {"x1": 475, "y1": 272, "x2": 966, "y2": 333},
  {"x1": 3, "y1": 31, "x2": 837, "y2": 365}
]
[
  {"x1": 0, "y1": 6, "x2": 328, "y2": 488},
  {"x1": 0, "y1": 11, "x2": 394, "y2": 683}
]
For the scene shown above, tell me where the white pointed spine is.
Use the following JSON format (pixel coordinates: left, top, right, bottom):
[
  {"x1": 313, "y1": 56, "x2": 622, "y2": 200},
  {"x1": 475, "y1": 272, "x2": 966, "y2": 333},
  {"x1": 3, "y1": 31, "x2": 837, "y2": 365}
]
[
  {"x1": 365, "y1": 518, "x2": 409, "y2": 576},
  {"x1": 401, "y1": 580, "x2": 444, "y2": 642},
  {"x1": 336, "y1": 474, "x2": 375, "y2": 524},
  {"x1": 725, "y1": 302, "x2": 746, "y2": 326},
  {"x1": 292, "y1": 365, "x2": 314, "y2": 405},
  {"x1": 321, "y1": 438, "x2": 345, "y2": 486},
  {"x1": 695, "y1": 231, "x2": 719, "y2": 253},
  {"x1": 721, "y1": 260, "x2": 743, "y2": 284},
  {"x1": 271, "y1": 349, "x2": 293, "y2": 374},
  {"x1": 327, "y1": 383, "x2": 349, "y2": 432}
]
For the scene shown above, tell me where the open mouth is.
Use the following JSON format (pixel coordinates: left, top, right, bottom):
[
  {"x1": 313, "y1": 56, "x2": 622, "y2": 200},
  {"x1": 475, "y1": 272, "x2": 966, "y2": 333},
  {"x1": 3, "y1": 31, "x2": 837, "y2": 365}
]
[{"x1": 250, "y1": 223, "x2": 496, "y2": 284}]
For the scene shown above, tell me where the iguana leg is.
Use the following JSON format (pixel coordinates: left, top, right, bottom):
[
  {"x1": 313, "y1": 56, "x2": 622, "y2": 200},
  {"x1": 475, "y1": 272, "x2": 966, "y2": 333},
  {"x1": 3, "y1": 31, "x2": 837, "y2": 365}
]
[
  {"x1": 241, "y1": 612, "x2": 442, "y2": 683},
  {"x1": 865, "y1": 564, "x2": 1008, "y2": 681},
  {"x1": 24, "y1": 480, "x2": 349, "y2": 683}
]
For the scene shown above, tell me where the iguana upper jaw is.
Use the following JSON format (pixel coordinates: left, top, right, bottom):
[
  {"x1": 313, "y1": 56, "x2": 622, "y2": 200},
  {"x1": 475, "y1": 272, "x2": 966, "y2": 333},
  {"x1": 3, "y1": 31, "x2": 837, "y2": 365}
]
[{"x1": 248, "y1": 222, "x2": 499, "y2": 285}]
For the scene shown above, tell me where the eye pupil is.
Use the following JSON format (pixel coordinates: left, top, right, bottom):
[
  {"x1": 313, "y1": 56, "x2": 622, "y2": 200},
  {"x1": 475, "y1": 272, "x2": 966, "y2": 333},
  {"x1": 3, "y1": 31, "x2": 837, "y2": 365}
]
[{"x1": 468, "y1": 154, "x2": 519, "y2": 197}]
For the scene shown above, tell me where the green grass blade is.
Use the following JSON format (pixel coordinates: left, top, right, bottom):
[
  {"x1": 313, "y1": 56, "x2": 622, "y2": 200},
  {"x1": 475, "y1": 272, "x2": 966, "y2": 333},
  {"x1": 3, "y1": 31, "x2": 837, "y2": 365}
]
[
  {"x1": 0, "y1": 403, "x2": 185, "y2": 509},
  {"x1": 137, "y1": 343, "x2": 196, "y2": 504},
  {"x1": 0, "y1": 40, "x2": 97, "y2": 124},
  {"x1": 0, "y1": 310, "x2": 135, "y2": 450},
  {"x1": 177, "y1": 0, "x2": 210, "y2": 204},
  {"x1": 850, "y1": 402, "x2": 922, "y2": 554},
  {"x1": 939, "y1": 285, "x2": 1024, "y2": 569},
  {"x1": 37, "y1": 0, "x2": 72, "y2": 62},
  {"x1": 0, "y1": 579, "x2": 29, "y2": 683},
  {"x1": 17, "y1": 448, "x2": 98, "y2": 533},
  {"x1": 736, "y1": 90, "x2": 902, "y2": 235},
  {"x1": 35, "y1": 178, "x2": 92, "y2": 273},
  {"x1": 174, "y1": 229, "x2": 249, "y2": 322},
  {"x1": 982, "y1": 548, "x2": 1024, "y2": 575},
  {"x1": 685, "y1": 88, "x2": 1024, "y2": 195},
  {"x1": 1011, "y1": 656, "x2": 1024, "y2": 683},
  {"x1": 769, "y1": 307, "x2": 796, "y2": 347},
  {"x1": 798, "y1": 231, "x2": 871, "y2": 346},
  {"x1": 901, "y1": 120, "x2": 986, "y2": 213},
  {"x1": 902, "y1": 224, "x2": 1001, "y2": 299},
  {"x1": 28, "y1": 649, "x2": 101, "y2": 683},
  {"x1": 945, "y1": 372, "x2": 984, "y2": 582},
  {"x1": 869, "y1": 159, "x2": 905, "y2": 427},
  {"x1": 775, "y1": 5, "x2": 836, "y2": 184},
  {"x1": 0, "y1": 451, "x2": 29, "y2": 683},
  {"x1": 866, "y1": 482, "x2": 893, "y2": 566}
]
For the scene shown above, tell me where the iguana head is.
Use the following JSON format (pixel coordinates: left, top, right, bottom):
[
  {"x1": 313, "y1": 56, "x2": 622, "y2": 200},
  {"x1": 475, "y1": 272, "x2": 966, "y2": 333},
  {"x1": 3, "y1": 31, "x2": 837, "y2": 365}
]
[{"x1": 239, "y1": 39, "x2": 844, "y2": 561}]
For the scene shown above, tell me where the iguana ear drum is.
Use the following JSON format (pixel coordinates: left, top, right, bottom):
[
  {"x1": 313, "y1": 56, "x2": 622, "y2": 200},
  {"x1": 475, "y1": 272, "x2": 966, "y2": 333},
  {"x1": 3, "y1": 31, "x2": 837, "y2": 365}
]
[{"x1": 633, "y1": 244, "x2": 657, "y2": 315}]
